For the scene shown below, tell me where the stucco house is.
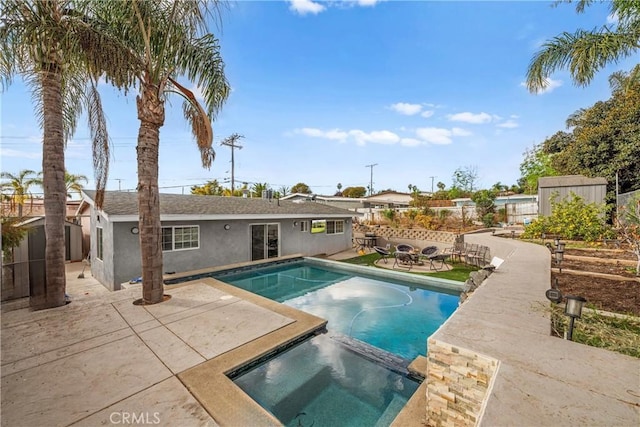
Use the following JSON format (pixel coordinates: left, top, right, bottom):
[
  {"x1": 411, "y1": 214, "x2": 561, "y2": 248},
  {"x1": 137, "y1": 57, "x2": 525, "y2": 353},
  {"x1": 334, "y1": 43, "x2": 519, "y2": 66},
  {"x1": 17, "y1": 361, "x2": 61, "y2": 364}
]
[{"x1": 79, "y1": 191, "x2": 354, "y2": 291}]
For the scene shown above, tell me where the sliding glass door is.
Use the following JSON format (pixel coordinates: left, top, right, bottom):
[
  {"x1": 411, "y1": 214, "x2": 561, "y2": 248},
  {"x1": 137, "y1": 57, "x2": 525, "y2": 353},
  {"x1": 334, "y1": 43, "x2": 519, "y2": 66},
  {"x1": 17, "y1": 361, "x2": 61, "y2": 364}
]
[{"x1": 251, "y1": 224, "x2": 279, "y2": 261}]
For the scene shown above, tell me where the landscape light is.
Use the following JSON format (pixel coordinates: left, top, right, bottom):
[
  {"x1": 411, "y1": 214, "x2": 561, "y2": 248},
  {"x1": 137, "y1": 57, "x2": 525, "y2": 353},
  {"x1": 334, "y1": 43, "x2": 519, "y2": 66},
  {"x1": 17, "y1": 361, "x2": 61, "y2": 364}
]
[
  {"x1": 555, "y1": 249, "x2": 564, "y2": 273},
  {"x1": 564, "y1": 295, "x2": 587, "y2": 341}
]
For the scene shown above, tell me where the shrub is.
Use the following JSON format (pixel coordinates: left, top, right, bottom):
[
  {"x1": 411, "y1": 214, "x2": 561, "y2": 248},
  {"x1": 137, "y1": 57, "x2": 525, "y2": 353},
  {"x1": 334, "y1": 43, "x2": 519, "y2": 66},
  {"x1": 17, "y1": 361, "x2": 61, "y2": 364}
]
[
  {"x1": 523, "y1": 193, "x2": 611, "y2": 242},
  {"x1": 482, "y1": 213, "x2": 494, "y2": 228}
]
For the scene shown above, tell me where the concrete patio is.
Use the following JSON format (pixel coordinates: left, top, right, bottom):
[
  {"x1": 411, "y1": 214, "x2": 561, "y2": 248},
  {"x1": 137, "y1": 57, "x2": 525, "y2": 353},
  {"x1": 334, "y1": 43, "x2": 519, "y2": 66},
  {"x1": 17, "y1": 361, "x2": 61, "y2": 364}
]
[{"x1": 1, "y1": 235, "x2": 638, "y2": 426}]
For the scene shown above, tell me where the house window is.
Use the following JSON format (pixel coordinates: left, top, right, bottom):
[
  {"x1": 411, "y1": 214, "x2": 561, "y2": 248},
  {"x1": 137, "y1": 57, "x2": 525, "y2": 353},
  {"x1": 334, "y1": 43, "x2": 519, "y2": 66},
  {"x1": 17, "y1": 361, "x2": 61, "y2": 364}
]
[
  {"x1": 96, "y1": 227, "x2": 103, "y2": 260},
  {"x1": 300, "y1": 221, "x2": 309, "y2": 232},
  {"x1": 162, "y1": 226, "x2": 199, "y2": 251},
  {"x1": 326, "y1": 220, "x2": 344, "y2": 235}
]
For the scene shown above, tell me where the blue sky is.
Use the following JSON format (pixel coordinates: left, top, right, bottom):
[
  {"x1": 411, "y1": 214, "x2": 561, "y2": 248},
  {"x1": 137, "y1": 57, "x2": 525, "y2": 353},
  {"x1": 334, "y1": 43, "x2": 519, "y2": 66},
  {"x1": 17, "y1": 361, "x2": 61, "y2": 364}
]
[{"x1": 1, "y1": 0, "x2": 636, "y2": 197}]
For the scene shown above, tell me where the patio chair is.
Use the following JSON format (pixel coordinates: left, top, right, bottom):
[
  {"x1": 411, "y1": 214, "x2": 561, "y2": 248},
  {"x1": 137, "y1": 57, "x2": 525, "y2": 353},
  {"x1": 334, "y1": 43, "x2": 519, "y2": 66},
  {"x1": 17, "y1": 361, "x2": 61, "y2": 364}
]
[
  {"x1": 467, "y1": 245, "x2": 489, "y2": 267},
  {"x1": 420, "y1": 246, "x2": 438, "y2": 258},
  {"x1": 373, "y1": 245, "x2": 391, "y2": 264},
  {"x1": 395, "y1": 244, "x2": 414, "y2": 253},
  {"x1": 393, "y1": 251, "x2": 414, "y2": 270}
]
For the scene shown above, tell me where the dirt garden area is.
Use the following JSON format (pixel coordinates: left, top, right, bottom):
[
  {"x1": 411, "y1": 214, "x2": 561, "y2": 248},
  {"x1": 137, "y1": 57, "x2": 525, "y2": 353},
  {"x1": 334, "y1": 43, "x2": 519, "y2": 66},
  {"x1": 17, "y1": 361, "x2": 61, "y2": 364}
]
[{"x1": 551, "y1": 246, "x2": 639, "y2": 316}]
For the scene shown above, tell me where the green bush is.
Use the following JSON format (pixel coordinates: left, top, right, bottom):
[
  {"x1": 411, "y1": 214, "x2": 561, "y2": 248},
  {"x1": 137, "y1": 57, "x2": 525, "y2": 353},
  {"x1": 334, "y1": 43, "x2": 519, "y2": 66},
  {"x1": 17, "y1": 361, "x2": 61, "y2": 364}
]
[
  {"x1": 482, "y1": 213, "x2": 494, "y2": 228},
  {"x1": 523, "y1": 193, "x2": 612, "y2": 242}
]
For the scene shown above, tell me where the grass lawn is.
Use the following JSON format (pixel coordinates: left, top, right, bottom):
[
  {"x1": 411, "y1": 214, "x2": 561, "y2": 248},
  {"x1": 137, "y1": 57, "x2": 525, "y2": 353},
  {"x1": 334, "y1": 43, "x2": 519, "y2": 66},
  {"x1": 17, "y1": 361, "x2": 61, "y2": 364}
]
[{"x1": 339, "y1": 252, "x2": 478, "y2": 282}]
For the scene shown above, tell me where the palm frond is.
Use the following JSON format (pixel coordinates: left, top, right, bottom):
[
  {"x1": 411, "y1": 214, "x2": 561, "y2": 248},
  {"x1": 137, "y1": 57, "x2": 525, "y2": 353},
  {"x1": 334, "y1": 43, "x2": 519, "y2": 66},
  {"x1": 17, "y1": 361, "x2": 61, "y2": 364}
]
[
  {"x1": 526, "y1": 23, "x2": 640, "y2": 92},
  {"x1": 86, "y1": 78, "x2": 110, "y2": 208}
]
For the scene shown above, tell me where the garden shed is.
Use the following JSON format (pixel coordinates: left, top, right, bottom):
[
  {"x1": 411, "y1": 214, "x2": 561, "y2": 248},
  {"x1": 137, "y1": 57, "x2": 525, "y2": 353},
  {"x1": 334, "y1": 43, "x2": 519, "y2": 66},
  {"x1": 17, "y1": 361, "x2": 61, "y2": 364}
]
[{"x1": 538, "y1": 175, "x2": 608, "y2": 217}]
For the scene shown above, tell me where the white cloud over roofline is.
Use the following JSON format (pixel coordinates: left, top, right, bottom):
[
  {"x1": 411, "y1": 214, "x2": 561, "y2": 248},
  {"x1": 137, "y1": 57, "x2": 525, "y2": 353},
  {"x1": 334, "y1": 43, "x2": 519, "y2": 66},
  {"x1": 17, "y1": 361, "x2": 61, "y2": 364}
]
[
  {"x1": 415, "y1": 127, "x2": 471, "y2": 145},
  {"x1": 497, "y1": 120, "x2": 519, "y2": 129}
]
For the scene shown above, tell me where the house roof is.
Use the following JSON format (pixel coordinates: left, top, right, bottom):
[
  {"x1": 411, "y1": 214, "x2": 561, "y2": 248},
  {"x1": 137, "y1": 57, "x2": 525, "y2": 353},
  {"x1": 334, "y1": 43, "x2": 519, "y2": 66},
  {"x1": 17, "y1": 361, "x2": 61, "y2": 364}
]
[
  {"x1": 538, "y1": 175, "x2": 607, "y2": 188},
  {"x1": 82, "y1": 190, "x2": 354, "y2": 222}
]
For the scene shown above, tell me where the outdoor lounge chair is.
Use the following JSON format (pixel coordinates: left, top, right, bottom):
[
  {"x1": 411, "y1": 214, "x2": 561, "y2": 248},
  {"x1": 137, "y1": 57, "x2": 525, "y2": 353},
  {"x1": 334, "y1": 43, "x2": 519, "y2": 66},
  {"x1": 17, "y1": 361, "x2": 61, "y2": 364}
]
[
  {"x1": 420, "y1": 246, "x2": 438, "y2": 258},
  {"x1": 373, "y1": 245, "x2": 391, "y2": 264},
  {"x1": 395, "y1": 244, "x2": 414, "y2": 253},
  {"x1": 393, "y1": 251, "x2": 414, "y2": 270}
]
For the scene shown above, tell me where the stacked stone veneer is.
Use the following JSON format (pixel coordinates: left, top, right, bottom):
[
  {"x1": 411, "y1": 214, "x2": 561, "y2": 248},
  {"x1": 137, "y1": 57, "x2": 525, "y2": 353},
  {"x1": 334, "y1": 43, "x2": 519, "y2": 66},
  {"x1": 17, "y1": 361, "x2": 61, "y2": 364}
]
[
  {"x1": 353, "y1": 225, "x2": 456, "y2": 244},
  {"x1": 426, "y1": 339, "x2": 499, "y2": 427}
]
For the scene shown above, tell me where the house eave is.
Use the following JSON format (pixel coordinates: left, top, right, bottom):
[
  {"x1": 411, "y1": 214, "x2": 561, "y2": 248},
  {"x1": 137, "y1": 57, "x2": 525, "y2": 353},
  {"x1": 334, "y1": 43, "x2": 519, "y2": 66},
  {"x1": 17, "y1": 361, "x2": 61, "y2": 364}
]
[{"x1": 108, "y1": 213, "x2": 353, "y2": 222}]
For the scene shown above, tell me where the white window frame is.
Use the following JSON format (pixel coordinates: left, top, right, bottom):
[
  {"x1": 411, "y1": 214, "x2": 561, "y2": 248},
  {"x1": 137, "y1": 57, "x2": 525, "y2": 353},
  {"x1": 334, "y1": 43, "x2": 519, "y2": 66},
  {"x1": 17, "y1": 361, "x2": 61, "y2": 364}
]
[
  {"x1": 326, "y1": 220, "x2": 344, "y2": 235},
  {"x1": 96, "y1": 227, "x2": 103, "y2": 260},
  {"x1": 162, "y1": 225, "x2": 200, "y2": 252},
  {"x1": 300, "y1": 221, "x2": 309, "y2": 232}
]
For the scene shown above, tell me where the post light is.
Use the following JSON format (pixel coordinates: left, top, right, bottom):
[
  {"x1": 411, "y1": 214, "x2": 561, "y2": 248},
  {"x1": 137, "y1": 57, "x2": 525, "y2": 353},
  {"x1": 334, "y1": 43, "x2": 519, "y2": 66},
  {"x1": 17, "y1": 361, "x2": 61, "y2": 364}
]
[
  {"x1": 564, "y1": 295, "x2": 586, "y2": 341},
  {"x1": 557, "y1": 241, "x2": 566, "y2": 252},
  {"x1": 511, "y1": 230, "x2": 515, "y2": 239},
  {"x1": 555, "y1": 249, "x2": 564, "y2": 273},
  {"x1": 554, "y1": 237, "x2": 559, "y2": 247}
]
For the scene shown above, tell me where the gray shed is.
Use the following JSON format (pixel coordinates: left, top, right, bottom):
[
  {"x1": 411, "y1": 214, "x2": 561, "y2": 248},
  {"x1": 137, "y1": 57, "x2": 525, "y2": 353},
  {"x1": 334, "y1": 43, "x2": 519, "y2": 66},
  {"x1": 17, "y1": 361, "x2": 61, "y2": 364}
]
[
  {"x1": 1, "y1": 217, "x2": 83, "y2": 301},
  {"x1": 538, "y1": 175, "x2": 608, "y2": 217}
]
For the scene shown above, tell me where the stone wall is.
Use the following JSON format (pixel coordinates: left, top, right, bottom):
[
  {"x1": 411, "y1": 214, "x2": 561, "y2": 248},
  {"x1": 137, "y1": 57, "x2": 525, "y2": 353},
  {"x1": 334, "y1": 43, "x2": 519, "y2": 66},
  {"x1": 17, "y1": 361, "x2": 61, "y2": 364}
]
[
  {"x1": 354, "y1": 225, "x2": 456, "y2": 244},
  {"x1": 426, "y1": 339, "x2": 499, "y2": 427}
]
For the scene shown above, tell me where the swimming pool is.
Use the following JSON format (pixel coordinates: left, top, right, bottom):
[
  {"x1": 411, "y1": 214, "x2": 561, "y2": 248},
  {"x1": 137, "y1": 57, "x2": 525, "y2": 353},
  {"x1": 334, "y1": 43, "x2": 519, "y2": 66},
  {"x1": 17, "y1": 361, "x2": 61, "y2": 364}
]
[{"x1": 212, "y1": 259, "x2": 460, "y2": 360}]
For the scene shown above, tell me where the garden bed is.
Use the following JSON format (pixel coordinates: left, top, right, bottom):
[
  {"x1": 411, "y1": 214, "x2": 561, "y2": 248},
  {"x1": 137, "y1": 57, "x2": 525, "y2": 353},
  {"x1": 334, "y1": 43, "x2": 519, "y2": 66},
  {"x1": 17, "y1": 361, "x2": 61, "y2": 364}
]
[{"x1": 552, "y1": 247, "x2": 639, "y2": 316}]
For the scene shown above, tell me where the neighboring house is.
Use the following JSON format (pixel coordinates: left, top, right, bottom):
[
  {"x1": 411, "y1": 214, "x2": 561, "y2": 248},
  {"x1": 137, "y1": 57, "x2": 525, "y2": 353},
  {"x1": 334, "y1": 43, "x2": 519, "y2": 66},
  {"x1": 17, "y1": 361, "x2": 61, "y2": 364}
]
[
  {"x1": 538, "y1": 175, "x2": 608, "y2": 217},
  {"x1": 364, "y1": 191, "x2": 413, "y2": 209},
  {"x1": 1, "y1": 198, "x2": 82, "y2": 219},
  {"x1": 280, "y1": 193, "x2": 365, "y2": 212},
  {"x1": 79, "y1": 191, "x2": 354, "y2": 291},
  {"x1": 1, "y1": 217, "x2": 83, "y2": 301}
]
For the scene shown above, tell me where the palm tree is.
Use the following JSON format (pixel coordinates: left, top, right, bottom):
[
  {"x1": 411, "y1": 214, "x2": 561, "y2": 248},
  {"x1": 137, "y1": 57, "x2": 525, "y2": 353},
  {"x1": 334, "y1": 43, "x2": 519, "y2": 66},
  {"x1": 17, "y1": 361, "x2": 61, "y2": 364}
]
[
  {"x1": 65, "y1": 172, "x2": 88, "y2": 199},
  {"x1": 0, "y1": 169, "x2": 40, "y2": 217},
  {"x1": 0, "y1": 0, "x2": 122, "y2": 309},
  {"x1": 95, "y1": 1, "x2": 230, "y2": 304},
  {"x1": 526, "y1": 0, "x2": 640, "y2": 92}
]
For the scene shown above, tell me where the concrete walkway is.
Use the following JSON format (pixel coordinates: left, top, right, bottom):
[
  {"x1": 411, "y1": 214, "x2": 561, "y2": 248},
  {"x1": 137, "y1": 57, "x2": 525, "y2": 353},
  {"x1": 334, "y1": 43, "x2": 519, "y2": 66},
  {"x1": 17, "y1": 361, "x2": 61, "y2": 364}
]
[{"x1": 435, "y1": 233, "x2": 640, "y2": 426}]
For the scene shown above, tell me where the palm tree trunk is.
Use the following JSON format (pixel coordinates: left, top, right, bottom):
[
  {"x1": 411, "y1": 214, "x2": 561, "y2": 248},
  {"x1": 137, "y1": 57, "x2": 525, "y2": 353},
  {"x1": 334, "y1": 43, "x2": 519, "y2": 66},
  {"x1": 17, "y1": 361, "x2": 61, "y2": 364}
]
[
  {"x1": 33, "y1": 67, "x2": 67, "y2": 310},
  {"x1": 136, "y1": 83, "x2": 165, "y2": 304}
]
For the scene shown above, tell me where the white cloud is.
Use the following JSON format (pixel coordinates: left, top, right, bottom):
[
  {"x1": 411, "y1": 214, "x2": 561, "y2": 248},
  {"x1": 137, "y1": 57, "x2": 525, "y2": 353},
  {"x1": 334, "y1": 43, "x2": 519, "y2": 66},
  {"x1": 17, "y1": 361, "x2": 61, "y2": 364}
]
[
  {"x1": 399, "y1": 138, "x2": 423, "y2": 147},
  {"x1": 289, "y1": 0, "x2": 326, "y2": 15},
  {"x1": 297, "y1": 127, "x2": 348, "y2": 141},
  {"x1": 497, "y1": 120, "x2": 519, "y2": 129},
  {"x1": 510, "y1": 114, "x2": 519, "y2": 119},
  {"x1": 447, "y1": 112, "x2": 492, "y2": 124},
  {"x1": 390, "y1": 102, "x2": 422, "y2": 116},
  {"x1": 520, "y1": 77, "x2": 563, "y2": 94},
  {"x1": 296, "y1": 127, "x2": 399, "y2": 146},
  {"x1": 349, "y1": 129, "x2": 400, "y2": 146},
  {"x1": 420, "y1": 110, "x2": 434, "y2": 118},
  {"x1": 451, "y1": 127, "x2": 472, "y2": 136},
  {"x1": 357, "y1": 0, "x2": 380, "y2": 6},
  {"x1": 189, "y1": 85, "x2": 205, "y2": 102},
  {"x1": 415, "y1": 127, "x2": 454, "y2": 145}
]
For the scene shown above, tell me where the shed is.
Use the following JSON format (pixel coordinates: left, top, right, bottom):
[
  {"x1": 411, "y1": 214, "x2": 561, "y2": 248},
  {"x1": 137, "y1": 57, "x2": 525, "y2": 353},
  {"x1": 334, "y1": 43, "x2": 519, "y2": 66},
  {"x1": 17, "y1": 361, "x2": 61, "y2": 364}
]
[
  {"x1": 538, "y1": 175, "x2": 608, "y2": 217},
  {"x1": 1, "y1": 217, "x2": 83, "y2": 301}
]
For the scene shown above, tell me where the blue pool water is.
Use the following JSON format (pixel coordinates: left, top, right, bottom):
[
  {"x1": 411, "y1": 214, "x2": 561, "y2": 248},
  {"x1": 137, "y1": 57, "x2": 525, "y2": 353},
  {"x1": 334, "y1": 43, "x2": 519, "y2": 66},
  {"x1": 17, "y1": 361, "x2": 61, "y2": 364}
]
[{"x1": 215, "y1": 262, "x2": 459, "y2": 360}]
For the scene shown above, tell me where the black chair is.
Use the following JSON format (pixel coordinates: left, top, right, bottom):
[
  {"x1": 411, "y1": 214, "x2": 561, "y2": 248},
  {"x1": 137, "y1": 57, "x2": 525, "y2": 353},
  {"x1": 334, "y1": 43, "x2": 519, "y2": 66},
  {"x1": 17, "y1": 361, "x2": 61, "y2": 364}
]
[
  {"x1": 395, "y1": 244, "x2": 414, "y2": 253},
  {"x1": 393, "y1": 251, "x2": 414, "y2": 270},
  {"x1": 373, "y1": 246, "x2": 390, "y2": 264},
  {"x1": 420, "y1": 246, "x2": 438, "y2": 258}
]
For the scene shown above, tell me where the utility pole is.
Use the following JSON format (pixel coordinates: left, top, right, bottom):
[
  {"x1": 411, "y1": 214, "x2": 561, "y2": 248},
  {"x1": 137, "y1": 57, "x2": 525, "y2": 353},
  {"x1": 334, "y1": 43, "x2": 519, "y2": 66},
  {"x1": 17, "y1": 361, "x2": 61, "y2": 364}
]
[
  {"x1": 115, "y1": 179, "x2": 123, "y2": 191},
  {"x1": 365, "y1": 163, "x2": 378, "y2": 196},
  {"x1": 429, "y1": 176, "x2": 435, "y2": 194},
  {"x1": 220, "y1": 133, "x2": 244, "y2": 196}
]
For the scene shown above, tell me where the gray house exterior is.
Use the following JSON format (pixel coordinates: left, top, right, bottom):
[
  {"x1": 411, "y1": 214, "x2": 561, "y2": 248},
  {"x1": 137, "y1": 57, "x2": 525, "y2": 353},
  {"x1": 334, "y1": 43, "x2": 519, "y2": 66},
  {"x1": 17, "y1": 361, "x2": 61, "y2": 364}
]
[
  {"x1": 538, "y1": 175, "x2": 608, "y2": 217},
  {"x1": 81, "y1": 191, "x2": 354, "y2": 290}
]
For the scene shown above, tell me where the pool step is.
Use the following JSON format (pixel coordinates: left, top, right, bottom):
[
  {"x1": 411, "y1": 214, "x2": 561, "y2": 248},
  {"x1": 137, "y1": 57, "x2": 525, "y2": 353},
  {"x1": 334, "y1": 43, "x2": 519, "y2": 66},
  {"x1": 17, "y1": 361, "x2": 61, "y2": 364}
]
[
  {"x1": 375, "y1": 393, "x2": 409, "y2": 427},
  {"x1": 330, "y1": 334, "x2": 412, "y2": 376}
]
